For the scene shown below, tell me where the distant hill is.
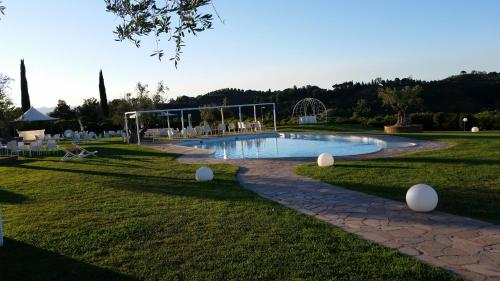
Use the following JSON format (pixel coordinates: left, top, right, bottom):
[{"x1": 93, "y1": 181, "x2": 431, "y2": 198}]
[
  {"x1": 162, "y1": 71, "x2": 500, "y2": 119},
  {"x1": 37, "y1": 106, "x2": 55, "y2": 114}
]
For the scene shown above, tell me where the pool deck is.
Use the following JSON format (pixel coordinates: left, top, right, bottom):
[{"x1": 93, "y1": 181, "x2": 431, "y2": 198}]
[{"x1": 144, "y1": 133, "x2": 500, "y2": 281}]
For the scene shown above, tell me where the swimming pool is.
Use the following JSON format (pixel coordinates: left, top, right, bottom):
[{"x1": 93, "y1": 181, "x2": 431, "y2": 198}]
[{"x1": 181, "y1": 133, "x2": 415, "y2": 159}]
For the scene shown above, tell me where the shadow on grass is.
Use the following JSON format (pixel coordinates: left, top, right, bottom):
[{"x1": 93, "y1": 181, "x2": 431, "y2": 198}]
[
  {"x1": 337, "y1": 163, "x2": 413, "y2": 169},
  {"x1": 11, "y1": 145, "x2": 175, "y2": 167},
  {"x1": 0, "y1": 189, "x2": 28, "y2": 204},
  {"x1": 373, "y1": 156, "x2": 500, "y2": 165},
  {"x1": 14, "y1": 162, "x2": 255, "y2": 202},
  {"x1": 393, "y1": 132, "x2": 500, "y2": 141},
  {"x1": 0, "y1": 238, "x2": 139, "y2": 281},
  {"x1": 91, "y1": 146, "x2": 173, "y2": 158}
]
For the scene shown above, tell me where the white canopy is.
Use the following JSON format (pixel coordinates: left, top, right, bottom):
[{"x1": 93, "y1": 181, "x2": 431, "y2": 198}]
[{"x1": 15, "y1": 107, "x2": 58, "y2": 122}]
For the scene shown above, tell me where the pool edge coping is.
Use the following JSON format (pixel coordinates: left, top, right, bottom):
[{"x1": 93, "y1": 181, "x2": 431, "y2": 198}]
[{"x1": 142, "y1": 132, "x2": 452, "y2": 163}]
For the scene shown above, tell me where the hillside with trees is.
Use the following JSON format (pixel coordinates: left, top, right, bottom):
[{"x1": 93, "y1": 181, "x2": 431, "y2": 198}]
[{"x1": 2, "y1": 71, "x2": 500, "y2": 138}]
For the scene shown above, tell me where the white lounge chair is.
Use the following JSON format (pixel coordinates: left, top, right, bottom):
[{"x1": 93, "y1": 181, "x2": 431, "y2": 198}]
[{"x1": 60, "y1": 144, "x2": 98, "y2": 162}]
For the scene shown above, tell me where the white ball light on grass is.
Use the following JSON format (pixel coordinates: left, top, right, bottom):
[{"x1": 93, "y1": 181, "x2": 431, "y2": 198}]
[
  {"x1": 195, "y1": 167, "x2": 214, "y2": 181},
  {"x1": 471, "y1": 127, "x2": 480, "y2": 133},
  {"x1": 317, "y1": 153, "x2": 334, "y2": 167},
  {"x1": 406, "y1": 184, "x2": 438, "y2": 212}
]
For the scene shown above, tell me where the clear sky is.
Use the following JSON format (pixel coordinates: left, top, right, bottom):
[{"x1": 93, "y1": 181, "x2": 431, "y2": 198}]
[{"x1": 1, "y1": 0, "x2": 499, "y2": 109}]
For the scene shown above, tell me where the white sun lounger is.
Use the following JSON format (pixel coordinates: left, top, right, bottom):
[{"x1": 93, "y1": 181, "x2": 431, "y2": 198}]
[{"x1": 60, "y1": 144, "x2": 98, "y2": 162}]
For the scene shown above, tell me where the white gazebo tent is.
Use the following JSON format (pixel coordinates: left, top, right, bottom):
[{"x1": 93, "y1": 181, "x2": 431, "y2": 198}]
[
  {"x1": 16, "y1": 107, "x2": 58, "y2": 122},
  {"x1": 124, "y1": 102, "x2": 277, "y2": 145},
  {"x1": 15, "y1": 107, "x2": 58, "y2": 141}
]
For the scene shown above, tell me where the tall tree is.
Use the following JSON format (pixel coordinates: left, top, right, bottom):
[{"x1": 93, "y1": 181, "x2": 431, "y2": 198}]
[
  {"x1": 99, "y1": 69, "x2": 109, "y2": 117},
  {"x1": 378, "y1": 85, "x2": 423, "y2": 126},
  {"x1": 20, "y1": 59, "x2": 31, "y2": 112}
]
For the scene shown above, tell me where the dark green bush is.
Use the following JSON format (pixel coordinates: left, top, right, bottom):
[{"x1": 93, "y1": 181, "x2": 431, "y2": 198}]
[
  {"x1": 410, "y1": 112, "x2": 434, "y2": 130},
  {"x1": 474, "y1": 111, "x2": 500, "y2": 130}
]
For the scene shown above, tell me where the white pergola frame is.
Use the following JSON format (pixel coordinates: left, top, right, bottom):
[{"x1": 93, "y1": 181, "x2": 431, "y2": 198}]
[
  {"x1": 292, "y1": 98, "x2": 328, "y2": 124},
  {"x1": 124, "y1": 102, "x2": 277, "y2": 145}
]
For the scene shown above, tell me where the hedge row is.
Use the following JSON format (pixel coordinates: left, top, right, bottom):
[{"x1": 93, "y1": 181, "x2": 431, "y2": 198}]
[{"x1": 345, "y1": 111, "x2": 500, "y2": 130}]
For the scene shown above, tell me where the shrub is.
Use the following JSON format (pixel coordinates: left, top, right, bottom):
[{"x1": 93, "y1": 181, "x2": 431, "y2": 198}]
[
  {"x1": 410, "y1": 112, "x2": 434, "y2": 130},
  {"x1": 474, "y1": 111, "x2": 500, "y2": 130}
]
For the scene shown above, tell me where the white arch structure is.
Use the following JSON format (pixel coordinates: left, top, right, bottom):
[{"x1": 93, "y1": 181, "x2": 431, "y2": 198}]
[
  {"x1": 124, "y1": 102, "x2": 277, "y2": 145},
  {"x1": 292, "y1": 98, "x2": 327, "y2": 124}
]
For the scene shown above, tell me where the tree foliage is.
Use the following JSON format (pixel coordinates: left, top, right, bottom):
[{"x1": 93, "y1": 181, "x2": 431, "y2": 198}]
[
  {"x1": 77, "y1": 97, "x2": 103, "y2": 121},
  {"x1": 109, "y1": 81, "x2": 168, "y2": 126},
  {"x1": 378, "y1": 85, "x2": 423, "y2": 126},
  {"x1": 0, "y1": 74, "x2": 15, "y2": 119},
  {"x1": 0, "y1": 0, "x2": 5, "y2": 19},
  {"x1": 105, "y1": 0, "x2": 215, "y2": 67},
  {"x1": 50, "y1": 100, "x2": 77, "y2": 120},
  {"x1": 0, "y1": 74, "x2": 21, "y2": 136}
]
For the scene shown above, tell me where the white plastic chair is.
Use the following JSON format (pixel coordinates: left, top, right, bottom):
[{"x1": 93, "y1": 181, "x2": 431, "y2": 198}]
[
  {"x1": 17, "y1": 142, "x2": 31, "y2": 156},
  {"x1": 73, "y1": 133, "x2": 81, "y2": 143},
  {"x1": 46, "y1": 139, "x2": 58, "y2": 155},
  {"x1": 245, "y1": 122, "x2": 253, "y2": 132},
  {"x1": 256, "y1": 121, "x2": 264, "y2": 131},
  {"x1": 0, "y1": 141, "x2": 6, "y2": 155},
  {"x1": 238, "y1": 122, "x2": 247, "y2": 133},
  {"x1": 6, "y1": 141, "x2": 19, "y2": 156},
  {"x1": 218, "y1": 123, "x2": 226, "y2": 134},
  {"x1": 203, "y1": 123, "x2": 212, "y2": 135},
  {"x1": 31, "y1": 140, "x2": 43, "y2": 156}
]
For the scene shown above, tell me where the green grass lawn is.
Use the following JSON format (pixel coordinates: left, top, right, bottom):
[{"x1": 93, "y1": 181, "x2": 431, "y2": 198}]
[
  {"x1": 0, "y1": 140, "x2": 459, "y2": 281},
  {"x1": 296, "y1": 130, "x2": 500, "y2": 224}
]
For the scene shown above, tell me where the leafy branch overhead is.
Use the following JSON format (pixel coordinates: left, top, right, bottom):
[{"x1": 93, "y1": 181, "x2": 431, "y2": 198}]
[
  {"x1": 105, "y1": 0, "x2": 216, "y2": 67},
  {"x1": 0, "y1": 0, "x2": 5, "y2": 19}
]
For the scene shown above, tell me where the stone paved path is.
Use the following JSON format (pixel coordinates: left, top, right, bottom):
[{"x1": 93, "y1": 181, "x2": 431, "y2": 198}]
[
  {"x1": 146, "y1": 135, "x2": 500, "y2": 281},
  {"x1": 235, "y1": 159, "x2": 500, "y2": 281}
]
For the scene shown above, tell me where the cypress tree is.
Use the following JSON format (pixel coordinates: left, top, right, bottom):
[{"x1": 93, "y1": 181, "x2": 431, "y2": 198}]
[
  {"x1": 98, "y1": 69, "x2": 109, "y2": 117},
  {"x1": 20, "y1": 59, "x2": 31, "y2": 112}
]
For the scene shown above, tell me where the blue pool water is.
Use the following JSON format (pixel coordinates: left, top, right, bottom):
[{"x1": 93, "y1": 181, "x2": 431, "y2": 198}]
[{"x1": 181, "y1": 133, "x2": 414, "y2": 159}]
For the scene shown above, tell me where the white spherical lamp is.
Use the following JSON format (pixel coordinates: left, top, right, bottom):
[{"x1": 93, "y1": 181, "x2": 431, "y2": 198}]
[
  {"x1": 471, "y1": 127, "x2": 479, "y2": 133},
  {"x1": 195, "y1": 167, "x2": 214, "y2": 182},
  {"x1": 406, "y1": 184, "x2": 438, "y2": 212},
  {"x1": 317, "y1": 153, "x2": 334, "y2": 167}
]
